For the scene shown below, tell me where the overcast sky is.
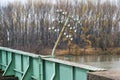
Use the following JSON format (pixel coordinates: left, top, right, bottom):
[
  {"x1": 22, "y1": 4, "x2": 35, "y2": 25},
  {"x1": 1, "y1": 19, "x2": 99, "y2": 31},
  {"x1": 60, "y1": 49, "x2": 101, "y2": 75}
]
[
  {"x1": 0, "y1": 0, "x2": 118, "y2": 6},
  {"x1": 0, "y1": 0, "x2": 26, "y2": 6}
]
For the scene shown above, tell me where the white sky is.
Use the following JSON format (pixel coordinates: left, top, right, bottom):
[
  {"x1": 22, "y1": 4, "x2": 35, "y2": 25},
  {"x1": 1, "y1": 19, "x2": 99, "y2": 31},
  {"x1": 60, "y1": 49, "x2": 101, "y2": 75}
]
[
  {"x1": 0, "y1": 0, "x2": 26, "y2": 6},
  {"x1": 0, "y1": 0, "x2": 118, "y2": 6}
]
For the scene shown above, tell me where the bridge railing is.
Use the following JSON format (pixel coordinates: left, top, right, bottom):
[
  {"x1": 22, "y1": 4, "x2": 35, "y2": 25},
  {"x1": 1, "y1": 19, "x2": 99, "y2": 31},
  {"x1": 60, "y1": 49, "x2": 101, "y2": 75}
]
[{"x1": 0, "y1": 47, "x2": 105, "y2": 80}]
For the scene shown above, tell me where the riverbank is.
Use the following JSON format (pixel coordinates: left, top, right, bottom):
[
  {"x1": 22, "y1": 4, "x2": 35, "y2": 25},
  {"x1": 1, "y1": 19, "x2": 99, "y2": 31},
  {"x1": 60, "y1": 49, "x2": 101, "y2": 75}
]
[{"x1": 39, "y1": 48, "x2": 120, "y2": 56}]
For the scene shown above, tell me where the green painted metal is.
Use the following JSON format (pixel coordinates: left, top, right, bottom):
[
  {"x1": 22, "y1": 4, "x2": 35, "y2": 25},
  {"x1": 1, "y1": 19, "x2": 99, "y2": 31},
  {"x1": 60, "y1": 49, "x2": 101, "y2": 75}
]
[
  {"x1": 0, "y1": 47, "x2": 105, "y2": 80},
  {"x1": 59, "y1": 64, "x2": 73, "y2": 80},
  {"x1": 3, "y1": 52, "x2": 15, "y2": 76},
  {"x1": 43, "y1": 58, "x2": 90, "y2": 80},
  {"x1": 44, "y1": 61, "x2": 56, "y2": 80},
  {"x1": 0, "y1": 50, "x2": 2, "y2": 69}
]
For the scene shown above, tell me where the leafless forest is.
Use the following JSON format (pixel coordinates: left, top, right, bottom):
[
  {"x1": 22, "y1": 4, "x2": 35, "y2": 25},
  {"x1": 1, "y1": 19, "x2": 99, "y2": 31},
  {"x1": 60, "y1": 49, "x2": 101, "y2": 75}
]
[{"x1": 0, "y1": 0, "x2": 120, "y2": 54}]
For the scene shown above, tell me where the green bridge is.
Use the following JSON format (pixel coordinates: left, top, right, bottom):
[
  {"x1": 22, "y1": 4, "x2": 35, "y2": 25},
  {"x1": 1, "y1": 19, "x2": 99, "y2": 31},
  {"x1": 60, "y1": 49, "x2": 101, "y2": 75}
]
[{"x1": 0, "y1": 47, "x2": 105, "y2": 80}]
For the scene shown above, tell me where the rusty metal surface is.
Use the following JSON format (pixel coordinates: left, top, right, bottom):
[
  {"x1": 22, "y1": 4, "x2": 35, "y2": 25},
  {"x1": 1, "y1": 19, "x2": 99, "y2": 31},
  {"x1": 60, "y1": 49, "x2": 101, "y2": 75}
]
[{"x1": 0, "y1": 76, "x2": 18, "y2": 80}]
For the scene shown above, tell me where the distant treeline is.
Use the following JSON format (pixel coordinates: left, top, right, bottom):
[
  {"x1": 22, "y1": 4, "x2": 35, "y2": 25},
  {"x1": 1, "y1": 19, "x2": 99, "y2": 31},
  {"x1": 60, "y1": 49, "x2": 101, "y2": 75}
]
[{"x1": 0, "y1": 0, "x2": 120, "y2": 53}]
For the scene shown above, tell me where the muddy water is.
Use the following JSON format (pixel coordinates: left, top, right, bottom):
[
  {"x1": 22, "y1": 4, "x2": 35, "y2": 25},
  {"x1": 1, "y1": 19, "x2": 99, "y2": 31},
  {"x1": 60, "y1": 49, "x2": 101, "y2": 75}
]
[{"x1": 56, "y1": 55, "x2": 120, "y2": 70}]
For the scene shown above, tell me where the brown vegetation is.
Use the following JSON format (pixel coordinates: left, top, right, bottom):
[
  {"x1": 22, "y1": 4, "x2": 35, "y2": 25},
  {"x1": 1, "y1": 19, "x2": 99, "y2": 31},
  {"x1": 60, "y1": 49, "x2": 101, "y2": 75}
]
[
  {"x1": 0, "y1": 0, "x2": 120, "y2": 55},
  {"x1": 40, "y1": 48, "x2": 120, "y2": 56}
]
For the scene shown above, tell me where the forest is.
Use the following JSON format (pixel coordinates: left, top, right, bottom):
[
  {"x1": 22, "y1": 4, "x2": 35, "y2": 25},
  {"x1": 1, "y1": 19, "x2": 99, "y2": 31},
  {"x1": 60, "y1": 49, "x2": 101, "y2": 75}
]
[{"x1": 0, "y1": 0, "x2": 120, "y2": 55}]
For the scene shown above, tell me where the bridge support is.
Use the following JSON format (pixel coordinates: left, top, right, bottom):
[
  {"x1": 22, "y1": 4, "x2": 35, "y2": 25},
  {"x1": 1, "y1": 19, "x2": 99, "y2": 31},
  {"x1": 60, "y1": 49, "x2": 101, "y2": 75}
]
[{"x1": 0, "y1": 47, "x2": 105, "y2": 80}]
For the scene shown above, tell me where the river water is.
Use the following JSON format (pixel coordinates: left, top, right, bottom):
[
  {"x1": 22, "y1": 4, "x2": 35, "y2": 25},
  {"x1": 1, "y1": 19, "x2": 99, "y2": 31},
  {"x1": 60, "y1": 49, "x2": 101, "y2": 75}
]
[{"x1": 56, "y1": 55, "x2": 120, "y2": 70}]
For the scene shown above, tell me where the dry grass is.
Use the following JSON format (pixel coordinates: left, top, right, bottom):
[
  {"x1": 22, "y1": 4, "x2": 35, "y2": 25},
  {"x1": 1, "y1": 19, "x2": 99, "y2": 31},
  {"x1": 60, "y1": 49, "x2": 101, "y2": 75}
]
[{"x1": 38, "y1": 47, "x2": 120, "y2": 56}]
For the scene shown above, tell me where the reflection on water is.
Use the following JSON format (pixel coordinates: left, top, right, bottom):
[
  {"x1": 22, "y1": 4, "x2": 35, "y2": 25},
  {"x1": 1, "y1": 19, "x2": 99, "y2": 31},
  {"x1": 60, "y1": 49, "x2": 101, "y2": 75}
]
[{"x1": 56, "y1": 55, "x2": 120, "y2": 70}]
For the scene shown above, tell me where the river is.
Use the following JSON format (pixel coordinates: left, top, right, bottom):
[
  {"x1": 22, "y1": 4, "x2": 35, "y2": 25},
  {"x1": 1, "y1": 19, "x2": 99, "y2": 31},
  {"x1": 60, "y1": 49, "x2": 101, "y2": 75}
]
[{"x1": 56, "y1": 54, "x2": 120, "y2": 70}]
